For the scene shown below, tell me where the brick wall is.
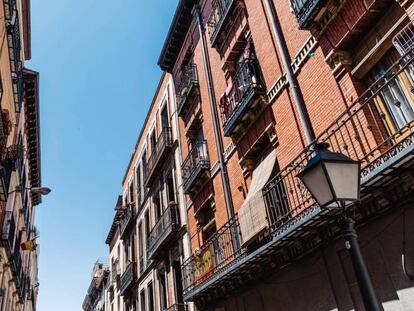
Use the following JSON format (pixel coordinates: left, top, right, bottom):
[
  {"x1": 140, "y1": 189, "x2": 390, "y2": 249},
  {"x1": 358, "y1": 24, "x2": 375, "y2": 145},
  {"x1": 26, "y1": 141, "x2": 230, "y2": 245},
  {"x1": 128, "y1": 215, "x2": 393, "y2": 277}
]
[{"x1": 175, "y1": 0, "x2": 410, "y2": 262}]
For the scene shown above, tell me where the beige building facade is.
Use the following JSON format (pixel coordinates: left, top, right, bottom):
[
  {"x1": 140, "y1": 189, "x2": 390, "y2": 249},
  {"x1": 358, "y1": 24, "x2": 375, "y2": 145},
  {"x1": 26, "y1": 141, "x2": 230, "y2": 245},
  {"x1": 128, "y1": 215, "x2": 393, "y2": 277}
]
[
  {"x1": 0, "y1": 1, "x2": 43, "y2": 310},
  {"x1": 105, "y1": 73, "x2": 190, "y2": 311}
]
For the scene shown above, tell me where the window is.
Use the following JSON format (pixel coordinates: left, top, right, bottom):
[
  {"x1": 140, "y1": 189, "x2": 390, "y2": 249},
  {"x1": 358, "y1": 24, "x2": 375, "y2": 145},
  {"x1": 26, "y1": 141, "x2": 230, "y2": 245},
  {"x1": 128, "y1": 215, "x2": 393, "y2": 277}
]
[
  {"x1": 145, "y1": 212, "x2": 150, "y2": 248},
  {"x1": 129, "y1": 181, "x2": 134, "y2": 204},
  {"x1": 198, "y1": 203, "x2": 216, "y2": 243},
  {"x1": 117, "y1": 244, "x2": 121, "y2": 267},
  {"x1": 158, "y1": 271, "x2": 168, "y2": 310},
  {"x1": 173, "y1": 260, "x2": 184, "y2": 304},
  {"x1": 147, "y1": 282, "x2": 154, "y2": 311},
  {"x1": 140, "y1": 289, "x2": 146, "y2": 311},
  {"x1": 160, "y1": 103, "x2": 169, "y2": 129},
  {"x1": 138, "y1": 222, "x2": 143, "y2": 264},
  {"x1": 131, "y1": 232, "x2": 136, "y2": 262},
  {"x1": 124, "y1": 238, "x2": 130, "y2": 266},
  {"x1": 136, "y1": 164, "x2": 142, "y2": 205},
  {"x1": 149, "y1": 130, "x2": 157, "y2": 154},
  {"x1": 138, "y1": 223, "x2": 143, "y2": 255},
  {"x1": 369, "y1": 50, "x2": 414, "y2": 131},
  {"x1": 165, "y1": 167, "x2": 176, "y2": 205},
  {"x1": 153, "y1": 188, "x2": 163, "y2": 222},
  {"x1": 142, "y1": 150, "x2": 147, "y2": 183}
]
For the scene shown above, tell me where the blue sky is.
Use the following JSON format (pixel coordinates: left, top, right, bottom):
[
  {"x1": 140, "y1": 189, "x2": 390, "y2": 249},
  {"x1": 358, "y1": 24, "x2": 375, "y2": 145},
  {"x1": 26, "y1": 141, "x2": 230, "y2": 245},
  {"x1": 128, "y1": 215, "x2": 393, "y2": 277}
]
[{"x1": 26, "y1": 1, "x2": 178, "y2": 310}]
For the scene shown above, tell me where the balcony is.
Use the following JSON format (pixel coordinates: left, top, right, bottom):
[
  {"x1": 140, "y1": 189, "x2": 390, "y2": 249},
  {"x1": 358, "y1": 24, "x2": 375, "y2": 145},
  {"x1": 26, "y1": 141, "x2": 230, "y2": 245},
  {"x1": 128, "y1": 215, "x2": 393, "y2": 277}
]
[
  {"x1": 290, "y1": 0, "x2": 325, "y2": 29},
  {"x1": 0, "y1": 144, "x2": 23, "y2": 203},
  {"x1": 1, "y1": 211, "x2": 16, "y2": 255},
  {"x1": 165, "y1": 303, "x2": 188, "y2": 311},
  {"x1": 181, "y1": 45, "x2": 414, "y2": 306},
  {"x1": 119, "y1": 208, "x2": 134, "y2": 240},
  {"x1": 207, "y1": 0, "x2": 238, "y2": 47},
  {"x1": 145, "y1": 127, "x2": 173, "y2": 186},
  {"x1": 139, "y1": 255, "x2": 144, "y2": 275},
  {"x1": 220, "y1": 59, "x2": 266, "y2": 137},
  {"x1": 111, "y1": 260, "x2": 119, "y2": 283},
  {"x1": 176, "y1": 63, "x2": 199, "y2": 118},
  {"x1": 147, "y1": 203, "x2": 179, "y2": 259},
  {"x1": 119, "y1": 262, "x2": 136, "y2": 295},
  {"x1": 4, "y1": 0, "x2": 23, "y2": 112},
  {"x1": 0, "y1": 166, "x2": 12, "y2": 203},
  {"x1": 182, "y1": 141, "x2": 210, "y2": 195}
]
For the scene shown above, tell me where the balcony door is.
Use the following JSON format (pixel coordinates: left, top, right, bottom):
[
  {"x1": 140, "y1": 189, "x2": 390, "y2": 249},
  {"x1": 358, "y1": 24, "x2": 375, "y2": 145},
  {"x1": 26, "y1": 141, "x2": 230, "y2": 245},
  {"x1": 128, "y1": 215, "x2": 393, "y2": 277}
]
[
  {"x1": 150, "y1": 130, "x2": 157, "y2": 155},
  {"x1": 158, "y1": 270, "x2": 168, "y2": 310},
  {"x1": 194, "y1": 128, "x2": 205, "y2": 159},
  {"x1": 173, "y1": 259, "x2": 184, "y2": 304},
  {"x1": 370, "y1": 50, "x2": 414, "y2": 132},
  {"x1": 160, "y1": 104, "x2": 169, "y2": 129}
]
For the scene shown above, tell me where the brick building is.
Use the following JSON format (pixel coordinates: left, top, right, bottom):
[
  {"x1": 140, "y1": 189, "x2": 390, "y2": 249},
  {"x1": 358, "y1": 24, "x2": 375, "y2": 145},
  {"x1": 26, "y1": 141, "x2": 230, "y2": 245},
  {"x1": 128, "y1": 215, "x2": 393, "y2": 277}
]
[{"x1": 156, "y1": 0, "x2": 414, "y2": 310}]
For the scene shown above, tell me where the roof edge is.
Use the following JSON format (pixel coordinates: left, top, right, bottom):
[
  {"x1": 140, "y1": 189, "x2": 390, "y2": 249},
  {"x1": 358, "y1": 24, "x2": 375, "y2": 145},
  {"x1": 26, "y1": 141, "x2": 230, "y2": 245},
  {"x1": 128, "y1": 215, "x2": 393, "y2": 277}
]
[
  {"x1": 121, "y1": 71, "x2": 167, "y2": 186},
  {"x1": 158, "y1": 0, "x2": 199, "y2": 72}
]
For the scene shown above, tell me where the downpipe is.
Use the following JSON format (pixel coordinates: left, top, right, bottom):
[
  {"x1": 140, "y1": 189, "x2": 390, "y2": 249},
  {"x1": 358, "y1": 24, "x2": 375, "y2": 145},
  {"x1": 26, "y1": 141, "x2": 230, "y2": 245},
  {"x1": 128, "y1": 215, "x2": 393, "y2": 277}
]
[{"x1": 192, "y1": 5, "x2": 240, "y2": 248}]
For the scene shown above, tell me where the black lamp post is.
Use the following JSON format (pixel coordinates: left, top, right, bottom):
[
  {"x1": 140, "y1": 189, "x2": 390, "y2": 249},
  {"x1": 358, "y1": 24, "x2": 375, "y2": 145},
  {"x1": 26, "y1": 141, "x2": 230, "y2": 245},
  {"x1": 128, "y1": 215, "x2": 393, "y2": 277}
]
[{"x1": 299, "y1": 143, "x2": 381, "y2": 311}]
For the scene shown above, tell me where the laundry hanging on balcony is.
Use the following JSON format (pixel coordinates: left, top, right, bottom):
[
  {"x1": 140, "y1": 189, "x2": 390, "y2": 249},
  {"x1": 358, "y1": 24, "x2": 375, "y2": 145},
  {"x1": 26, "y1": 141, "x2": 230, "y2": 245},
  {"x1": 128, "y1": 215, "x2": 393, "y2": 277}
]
[
  {"x1": 219, "y1": 81, "x2": 234, "y2": 118},
  {"x1": 238, "y1": 149, "x2": 277, "y2": 247},
  {"x1": 243, "y1": 40, "x2": 252, "y2": 60}
]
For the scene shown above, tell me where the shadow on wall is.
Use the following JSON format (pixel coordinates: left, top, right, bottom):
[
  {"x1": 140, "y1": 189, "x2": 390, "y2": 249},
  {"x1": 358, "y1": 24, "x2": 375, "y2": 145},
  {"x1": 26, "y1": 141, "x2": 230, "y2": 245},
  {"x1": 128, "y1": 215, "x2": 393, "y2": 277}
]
[{"x1": 208, "y1": 204, "x2": 414, "y2": 311}]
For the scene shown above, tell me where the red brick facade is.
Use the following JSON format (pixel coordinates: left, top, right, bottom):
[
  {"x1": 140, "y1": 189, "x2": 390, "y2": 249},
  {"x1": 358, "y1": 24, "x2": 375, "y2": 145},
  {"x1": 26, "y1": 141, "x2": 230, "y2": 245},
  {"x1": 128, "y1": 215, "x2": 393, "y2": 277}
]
[{"x1": 157, "y1": 0, "x2": 414, "y2": 309}]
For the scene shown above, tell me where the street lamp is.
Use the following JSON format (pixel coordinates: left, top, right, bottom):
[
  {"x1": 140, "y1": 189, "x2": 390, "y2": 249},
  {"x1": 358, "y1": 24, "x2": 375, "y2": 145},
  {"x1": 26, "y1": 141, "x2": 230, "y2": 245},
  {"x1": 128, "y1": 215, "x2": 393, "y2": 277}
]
[
  {"x1": 299, "y1": 142, "x2": 381, "y2": 311},
  {"x1": 30, "y1": 187, "x2": 52, "y2": 196},
  {"x1": 9, "y1": 186, "x2": 52, "y2": 196}
]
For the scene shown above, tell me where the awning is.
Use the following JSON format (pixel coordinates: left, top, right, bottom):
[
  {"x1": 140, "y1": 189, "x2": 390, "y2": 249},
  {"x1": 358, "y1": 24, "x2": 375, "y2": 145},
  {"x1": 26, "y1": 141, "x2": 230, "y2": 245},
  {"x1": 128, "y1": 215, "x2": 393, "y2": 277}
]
[{"x1": 238, "y1": 149, "x2": 277, "y2": 247}]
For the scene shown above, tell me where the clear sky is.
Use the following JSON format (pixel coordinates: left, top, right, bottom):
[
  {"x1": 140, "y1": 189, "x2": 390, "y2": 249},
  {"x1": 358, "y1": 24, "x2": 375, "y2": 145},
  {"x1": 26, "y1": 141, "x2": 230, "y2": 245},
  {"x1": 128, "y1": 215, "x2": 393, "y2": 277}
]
[{"x1": 26, "y1": 1, "x2": 178, "y2": 310}]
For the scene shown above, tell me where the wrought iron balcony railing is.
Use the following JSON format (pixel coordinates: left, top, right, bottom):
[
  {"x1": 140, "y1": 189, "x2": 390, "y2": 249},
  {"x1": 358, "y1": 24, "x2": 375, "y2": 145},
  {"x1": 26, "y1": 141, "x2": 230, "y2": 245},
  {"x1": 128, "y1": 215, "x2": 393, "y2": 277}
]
[
  {"x1": 119, "y1": 262, "x2": 136, "y2": 295},
  {"x1": 0, "y1": 167, "x2": 12, "y2": 203},
  {"x1": 176, "y1": 63, "x2": 199, "y2": 118},
  {"x1": 145, "y1": 127, "x2": 173, "y2": 186},
  {"x1": 182, "y1": 141, "x2": 210, "y2": 194},
  {"x1": 181, "y1": 44, "x2": 414, "y2": 303},
  {"x1": 290, "y1": 0, "x2": 325, "y2": 29},
  {"x1": 220, "y1": 58, "x2": 266, "y2": 137},
  {"x1": 119, "y1": 207, "x2": 134, "y2": 239},
  {"x1": 207, "y1": 0, "x2": 237, "y2": 47},
  {"x1": 165, "y1": 303, "x2": 188, "y2": 311},
  {"x1": 1, "y1": 211, "x2": 16, "y2": 255},
  {"x1": 147, "y1": 203, "x2": 179, "y2": 259},
  {"x1": 4, "y1": 0, "x2": 23, "y2": 112},
  {"x1": 111, "y1": 260, "x2": 119, "y2": 283},
  {"x1": 139, "y1": 255, "x2": 144, "y2": 275},
  {"x1": 182, "y1": 216, "x2": 242, "y2": 292},
  {"x1": 0, "y1": 144, "x2": 24, "y2": 203}
]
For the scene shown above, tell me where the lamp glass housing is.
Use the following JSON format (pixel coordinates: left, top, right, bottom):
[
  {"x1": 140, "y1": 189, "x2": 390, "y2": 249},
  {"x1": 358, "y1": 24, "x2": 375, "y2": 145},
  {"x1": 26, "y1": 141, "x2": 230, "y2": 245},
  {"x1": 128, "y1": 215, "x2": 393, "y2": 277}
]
[{"x1": 299, "y1": 145, "x2": 360, "y2": 208}]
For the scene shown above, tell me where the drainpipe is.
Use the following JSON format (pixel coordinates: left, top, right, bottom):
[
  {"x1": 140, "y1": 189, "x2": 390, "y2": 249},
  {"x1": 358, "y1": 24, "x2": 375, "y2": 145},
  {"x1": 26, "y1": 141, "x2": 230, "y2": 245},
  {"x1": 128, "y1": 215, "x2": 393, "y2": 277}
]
[
  {"x1": 263, "y1": 0, "x2": 316, "y2": 145},
  {"x1": 192, "y1": 5, "x2": 235, "y2": 220}
]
